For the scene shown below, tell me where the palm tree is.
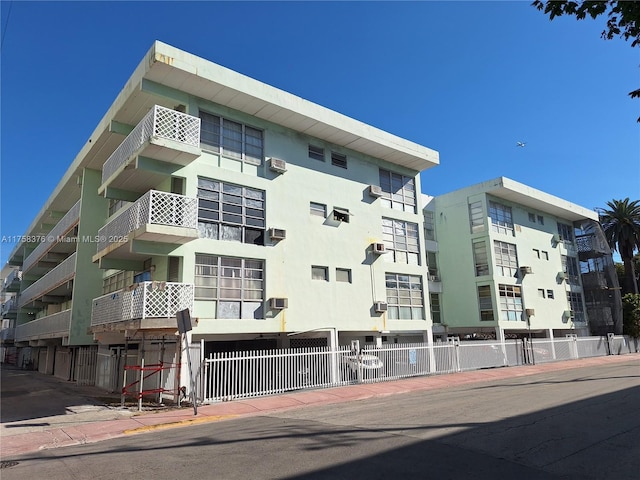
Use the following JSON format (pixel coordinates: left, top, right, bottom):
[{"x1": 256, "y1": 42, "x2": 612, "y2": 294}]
[{"x1": 599, "y1": 198, "x2": 640, "y2": 294}]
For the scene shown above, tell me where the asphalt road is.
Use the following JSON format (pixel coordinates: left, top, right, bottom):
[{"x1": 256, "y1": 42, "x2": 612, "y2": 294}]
[{"x1": 2, "y1": 360, "x2": 638, "y2": 479}]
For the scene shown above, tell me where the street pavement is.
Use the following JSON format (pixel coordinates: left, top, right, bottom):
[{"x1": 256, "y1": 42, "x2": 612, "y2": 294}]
[{"x1": 1, "y1": 353, "x2": 638, "y2": 460}]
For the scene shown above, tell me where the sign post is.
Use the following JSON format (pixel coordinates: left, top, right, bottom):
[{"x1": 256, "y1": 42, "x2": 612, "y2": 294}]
[{"x1": 177, "y1": 309, "x2": 197, "y2": 415}]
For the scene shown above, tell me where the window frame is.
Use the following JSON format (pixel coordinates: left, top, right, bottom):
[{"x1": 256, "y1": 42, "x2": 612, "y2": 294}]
[
  {"x1": 312, "y1": 266, "x2": 329, "y2": 281},
  {"x1": 378, "y1": 168, "x2": 417, "y2": 213},
  {"x1": 382, "y1": 217, "x2": 420, "y2": 265},
  {"x1": 385, "y1": 273, "x2": 424, "y2": 320},
  {"x1": 493, "y1": 240, "x2": 519, "y2": 277},
  {"x1": 199, "y1": 110, "x2": 264, "y2": 166},
  {"x1": 489, "y1": 201, "x2": 514, "y2": 236},
  {"x1": 498, "y1": 284, "x2": 523, "y2": 321},
  {"x1": 331, "y1": 151, "x2": 347, "y2": 169}
]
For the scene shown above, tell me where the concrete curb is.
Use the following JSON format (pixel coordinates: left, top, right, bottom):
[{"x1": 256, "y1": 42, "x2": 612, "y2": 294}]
[{"x1": 1, "y1": 353, "x2": 638, "y2": 458}]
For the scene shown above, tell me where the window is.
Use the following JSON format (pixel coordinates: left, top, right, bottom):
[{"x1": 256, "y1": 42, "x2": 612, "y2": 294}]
[
  {"x1": 547, "y1": 289, "x2": 555, "y2": 299},
  {"x1": 312, "y1": 266, "x2": 328, "y2": 281},
  {"x1": 426, "y1": 251, "x2": 438, "y2": 279},
  {"x1": 528, "y1": 213, "x2": 536, "y2": 223},
  {"x1": 331, "y1": 151, "x2": 347, "y2": 169},
  {"x1": 385, "y1": 273, "x2": 424, "y2": 320},
  {"x1": 108, "y1": 198, "x2": 130, "y2": 217},
  {"x1": 538, "y1": 288, "x2": 546, "y2": 298},
  {"x1": 382, "y1": 218, "x2": 420, "y2": 265},
  {"x1": 477, "y1": 285, "x2": 494, "y2": 321},
  {"x1": 567, "y1": 292, "x2": 585, "y2": 322},
  {"x1": 197, "y1": 177, "x2": 265, "y2": 245},
  {"x1": 494, "y1": 241, "x2": 518, "y2": 277},
  {"x1": 336, "y1": 268, "x2": 351, "y2": 283},
  {"x1": 557, "y1": 222, "x2": 575, "y2": 243},
  {"x1": 332, "y1": 207, "x2": 350, "y2": 223},
  {"x1": 102, "y1": 270, "x2": 134, "y2": 294},
  {"x1": 537, "y1": 215, "x2": 544, "y2": 225},
  {"x1": 469, "y1": 201, "x2": 485, "y2": 233},
  {"x1": 489, "y1": 201, "x2": 514, "y2": 235},
  {"x1": 498, "y1": 284, "x2": 523, "y2": 321},
  {"x1": 195, "y1": 255, "x2": 264, "y2": 319},
  {"x1": 379, "y1": 169, "x2": 416, "y2": 213},
  {"x1": 473, "y1": 241, "x2": 489, "y2": 276},
  {"x1": 424, "y1": 210, "x2": 435, "y2": 241},
  {"x1": 430, "y1": 293, "x2": 441, "y2": 323},
  {"x1": 562, "y1": 255, "x2": 580, "y2": 285},
  {"x1": 308, "y1": 145, "x2": 324, "y2": 161},
  {"x1": 310, "y1": 202, "x2": 326, "y2": 217},
  {"x1": 199, "y1": 111, "x2": 263, "y2": 165}
]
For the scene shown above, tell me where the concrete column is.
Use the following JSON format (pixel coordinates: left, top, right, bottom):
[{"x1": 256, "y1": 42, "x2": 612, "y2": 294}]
[
  {"x1": 547, "y1": 328, "x2": 557, "y2": 359},
  {"x1": 424, "y1": 327, "x2": 436, "y2": 373},
  {"x1": 495, "y1": 327, "x2": 507, "y2": 365}
]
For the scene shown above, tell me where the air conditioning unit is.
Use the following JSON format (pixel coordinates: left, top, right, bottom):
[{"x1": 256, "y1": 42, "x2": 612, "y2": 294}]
[
  {"x1": 270, "y1": 298, "x2": 288, "y2": 309},
  {"x1": 525, "y1": 308, "x2": 535, "y2": 316},
  {"x1": 563, "y1": 310, "x2": 575, "y2": 318},
  {"x1": 268, "y1": 157, "x2": 287, "y2": 173},
  {"x1": 369, "y1": 185, "x2": 383, "y2": 197},
  {"x1": 552, "y1": 233, "x2": 561, "y2": 243},
  {"x1": 268, "y1": 228, "x2": 286, "y2": 240},
  {"x1": 558, "y1": 271, "x2": 567, "y2": 280},
  {"x1": 372, "y1": 243, "x2": 387, "y2": 255},
  {"x1": 519, "y1": 266, "x2": 533, "y2": 275},
  {"x1": 374, "y1": 301, "x2": 388, "y2": 313},
  {"x1": 428, "y1": 274, "x2": 440, "y2": 282}
]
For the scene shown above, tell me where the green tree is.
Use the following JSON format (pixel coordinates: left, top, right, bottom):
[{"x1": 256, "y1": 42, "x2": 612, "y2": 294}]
[
  {"x1": 532, "y1": 1, "x2": 640, "y2": 121},
  {"x1": 600, "y1": 198, "x2": 640, "y2": 294},
  {"x1": 622, "y1": 293, "x2": 640, "y2": 337}
]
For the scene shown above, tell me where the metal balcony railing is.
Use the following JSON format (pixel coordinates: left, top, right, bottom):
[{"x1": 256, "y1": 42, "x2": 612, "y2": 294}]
[
  {"x1": 91, "y1": 282, "x2": 194, "y2": 326},
  {"x1": 3, "y1": 269, "x2": 22, "y2": 290},
  {"x1": 1, "y1": 297, "x2": 18, "y2": 316},
  {"x1": 18, "y1": 253, "x2": 76, "y2": 307},
  {"x1": 1, "y1": 327, "x2": 15, "y2": 341},
  {"x1": 14, "y1": 309, "x2": 71, "y2": 341},
  {"x1": 96, "y1": 190, "x2": 198, "y2": 253},
  {"x1": 101, "y1": 105, "x2": 201, "y2": 185},
  {"x1": 22, "y1": 200, "x2": 81, "y2": 273}
]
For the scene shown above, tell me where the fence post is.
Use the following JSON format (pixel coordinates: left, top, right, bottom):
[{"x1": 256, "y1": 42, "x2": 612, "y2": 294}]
[{"x1": 606, "y1": 333, "x2": 615, "y2": 355}]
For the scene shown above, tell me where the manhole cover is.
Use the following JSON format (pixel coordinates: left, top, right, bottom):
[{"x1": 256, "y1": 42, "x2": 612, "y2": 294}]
[{"x1": 1, "y1": 461, "x2": 19, "y2": 469}]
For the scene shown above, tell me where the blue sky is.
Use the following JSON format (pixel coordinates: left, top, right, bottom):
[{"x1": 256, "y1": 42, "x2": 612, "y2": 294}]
[{"x1": 1, "y1": 1, "x2": 638, "y2": 267}]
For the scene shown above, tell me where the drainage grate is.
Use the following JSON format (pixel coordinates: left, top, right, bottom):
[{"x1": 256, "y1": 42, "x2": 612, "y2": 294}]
[{"x1": 1, "y1": 461, "x2": 19, "y2": 469}]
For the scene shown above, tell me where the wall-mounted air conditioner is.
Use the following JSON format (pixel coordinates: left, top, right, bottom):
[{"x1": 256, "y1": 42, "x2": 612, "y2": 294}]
[
  {"x1": 374, "y1": 301, "x2": 388, "y2": 313},
  {"x1": 268, "y1": 228, "x2": 286, "y2": 240},
  {"x1": 563, "y1": 310, "x2": 575, "y2": 318},
  {"x1": 270, "y1": 298, "x2": 288, "y2": 309},
  {"x1": 558, "y1": 271, "x2": 567, "y2": 281},
  {"x1": 369, "y1": 185, "x2": 383, "y2": 197},
  {"x1": 519, "y1": 266, "x2": 533, "y2": 275},
  {"x1": 269, "y1": 157, "x2": 287, "y2": 173},
  {"x1": 552, "y1": 233, "x2": 561, "y2": 243},
  {"x1": 372, "y1": 243, "x2": 387, "y2": 255},
  {"x1": 525, "y1": 308, "x2": 535, "y2": 316}
]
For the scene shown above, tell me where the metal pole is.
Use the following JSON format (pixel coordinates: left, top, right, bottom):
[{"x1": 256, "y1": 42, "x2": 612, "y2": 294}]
[
  {"x1": 121, "y1": 337, "x2": 128, "y2": 408},
  {"x1": 183, "y1": 333, "x2": 197, "y2": 415},
  {"x1": 138, "y1": 332, "x2": 145, "y2": 412}
]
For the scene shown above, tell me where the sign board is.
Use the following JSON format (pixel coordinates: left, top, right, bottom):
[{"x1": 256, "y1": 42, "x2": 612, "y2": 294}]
[{"x1": 177, "y1": 309, "x2": 192, "y2": 334}]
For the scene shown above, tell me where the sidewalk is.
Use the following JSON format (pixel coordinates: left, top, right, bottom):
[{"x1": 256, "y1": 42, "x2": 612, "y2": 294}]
[{"x1": 1, "y1": 353, "x2": 638, "y2": 458}]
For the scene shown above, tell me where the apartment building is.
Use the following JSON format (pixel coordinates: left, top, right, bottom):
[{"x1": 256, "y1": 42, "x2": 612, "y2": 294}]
[
  {"x1": 426, "y1": 177, "x2": 620, "y2": 342},
  {"x1": 3, "y1": 41, "x2": 439, "y2": 386}
]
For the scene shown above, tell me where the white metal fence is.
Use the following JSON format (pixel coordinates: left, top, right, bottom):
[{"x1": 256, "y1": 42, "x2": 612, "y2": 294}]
[
  {"x1": 195, "y1": 335, "x2": 639, "y2": 404},
  {"x1": 101, "y1": 105, "x2": 200, "y2": 184}
]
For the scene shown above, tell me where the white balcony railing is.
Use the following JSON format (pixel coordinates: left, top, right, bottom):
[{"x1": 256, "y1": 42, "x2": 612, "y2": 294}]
[
  {"x1": 14, "y1": 309, "x2": 71, "y2": 341},
  {"x1": 96, "y1": 190, "x2": 198, "y2": 253},
  {"x1": 18, "y1": 253, "x2": 76, "y2": 307},
  {"x1": 3, "y1": 269, "x2": 22, "y2": 290},
  {"x1": 1, "y1": 297, "x2": 18, "y2": 316},
  {"x1": 101, "y1": 105, "x2": 201, "y2": 184},
  {"x1": 22, "y1": 200, "x2": 81, "y2": 273},
  {"x1": 91, "y1": 282, "x2": 194, "y2": 327},
  {"x1": 1, "y1": 327, "x2": 15, "y2": 341}
]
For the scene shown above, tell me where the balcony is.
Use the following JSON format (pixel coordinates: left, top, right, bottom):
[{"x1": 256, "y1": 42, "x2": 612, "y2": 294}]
[
  {"x1": 22, "y1": 200, "x2": 80, "y2": 274},
  {"x1": 1, "y1": 297, "x2": 18, "y2": 318},
  {"x1": 14, "y1": 309, "x2": 71, "y2": 342},
  {"x1": 93, "y1": 191, "x2": 198, "y2": 265},
  {"x1": 91, "y1": 282, "x2": 194, "y2": 331},
  {"x1": 18, "y1": 253, "x2": 76, "y2": 308},
  {"x1": 1, "y1": 327, "x2": 15, "y2": 342},
  {"x1": 100, "y1": 105, "x2": 201, "y2": 193},
  {"x1": 3, "y1": 269, "x2": 22, "y2": 292}
]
